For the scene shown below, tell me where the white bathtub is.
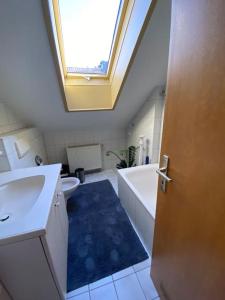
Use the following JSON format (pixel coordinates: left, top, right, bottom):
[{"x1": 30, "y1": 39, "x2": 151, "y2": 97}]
[{"x1": 118, "y1": 164, "x2": 159, "y2": 254}]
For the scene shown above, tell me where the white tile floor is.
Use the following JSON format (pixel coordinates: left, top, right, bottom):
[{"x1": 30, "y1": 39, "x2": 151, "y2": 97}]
[
  {"x1": 66, "y1": 259, "x2": 159, "y2": 300},
  {"x1": 67, "y1": 170, "x2": 160, "y2": 300},
  {"x1": 83, "y1": 169, "x2": 118, "y2": 194}
]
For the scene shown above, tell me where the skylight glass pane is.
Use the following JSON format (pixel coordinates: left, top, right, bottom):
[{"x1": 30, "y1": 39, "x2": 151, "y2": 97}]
[{"x1": 58, "y1": 0, "x2": 121, "y2": 75}]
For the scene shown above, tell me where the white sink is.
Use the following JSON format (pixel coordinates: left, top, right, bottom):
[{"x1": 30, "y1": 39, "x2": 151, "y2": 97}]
[
  {"x1": 0, "y1": 164, "x2": 61, "y2": 245},
  {"x1": 0, "y1": 175, "x2": 45, "y2": 223}
]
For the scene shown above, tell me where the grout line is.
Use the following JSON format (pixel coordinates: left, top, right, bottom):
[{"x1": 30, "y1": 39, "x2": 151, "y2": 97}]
[
  {"x1": 132, "y1": 264, "x2": 150, "y2": 273},
  {"x1": 88, "y1": 285, "x2": 91, "y2": 300},
  {"x1": 112, "y1": 270, "x2": 135, "y2": 282},
  {"x1": 112, "y1": 280, "x2": 119, "y2": 300},
  {"x1": 89, "y1": 281, "x2": 118, "y2": 300},
  {"x1": 67, "y1": 289, "x2": 88, "y2": 299},
  {"x1": 88, "y1": 279, "x2": 113, "y2": 292},
  {"x1": 134, "y1": 271, "x2": 148, "y2": 300},
  {"x1": 135, "y1": 269, "x2": 160, "y2": 300}
]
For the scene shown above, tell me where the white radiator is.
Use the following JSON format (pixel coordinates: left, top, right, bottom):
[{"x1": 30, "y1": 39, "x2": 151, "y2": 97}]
[{"x1": 66, "y1": 144, "x2": 102, "y2": 172}]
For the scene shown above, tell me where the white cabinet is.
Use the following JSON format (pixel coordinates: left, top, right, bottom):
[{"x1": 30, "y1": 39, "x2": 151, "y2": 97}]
[
  {"x1": 42, "y1": 181, "x2": 68, "y2": 299},
  {"x1": 0, "y1": 177, "x2": 68, "y2": 300}
]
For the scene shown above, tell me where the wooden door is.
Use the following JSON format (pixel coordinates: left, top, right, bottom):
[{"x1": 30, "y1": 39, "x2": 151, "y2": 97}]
[{"x1": 151, "y1": 1, "x2": 225, "y2": 300}]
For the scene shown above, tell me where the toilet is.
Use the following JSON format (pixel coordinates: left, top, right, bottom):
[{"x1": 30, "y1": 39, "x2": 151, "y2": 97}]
[
  {"x1": 61, "y1": 177, "x2": 80, "y2": 202},
  {"x1": 35, "y1": 155, "x2": 80, "y2": 202}
]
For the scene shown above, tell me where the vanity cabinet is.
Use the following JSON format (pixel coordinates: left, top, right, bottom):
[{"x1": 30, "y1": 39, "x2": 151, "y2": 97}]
[
  {"x1": 0, "y1": 177, "x2": 68, "y2": 300},
  {"x1": 41, "y1": 180, "x2": 68, "y2": 299}
]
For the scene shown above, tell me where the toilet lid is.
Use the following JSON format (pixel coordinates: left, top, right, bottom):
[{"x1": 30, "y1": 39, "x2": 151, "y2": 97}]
[{"x1": 61, "y1": 177, "x2": 80, "y2": 191}]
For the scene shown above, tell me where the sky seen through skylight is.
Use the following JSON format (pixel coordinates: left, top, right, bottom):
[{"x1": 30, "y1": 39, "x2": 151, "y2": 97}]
[{"x1": 59, "y1": 0, "x2": 121, "y2": 74}]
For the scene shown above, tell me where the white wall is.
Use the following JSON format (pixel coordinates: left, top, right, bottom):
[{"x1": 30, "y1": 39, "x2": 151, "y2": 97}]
[
  {"x1": 0, "y1": 128, "x2": 47, "y2": 172},
  {"x1": 127, "y1": 86, "x2": 165, "y2": 164},
  {"x1": 0, "y1": 102, "x2": 47, "y2": 172},
  {"x1": 44, "y1": 129, "x2": 126, "y2": 170},
  {"x1": 0, "y1": 102, "x2": 26, "y2": 134}
]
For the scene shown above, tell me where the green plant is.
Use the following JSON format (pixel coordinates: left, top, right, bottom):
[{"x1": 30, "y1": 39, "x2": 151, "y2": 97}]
[{"x1": 106, "y1": 146, "x2": 136, "y2": 169}]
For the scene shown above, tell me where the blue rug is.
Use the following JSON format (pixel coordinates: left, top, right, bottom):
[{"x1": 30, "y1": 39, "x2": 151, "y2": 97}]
[{"x1": 67, "y1": 179, "x2": 148, "y2": 292}]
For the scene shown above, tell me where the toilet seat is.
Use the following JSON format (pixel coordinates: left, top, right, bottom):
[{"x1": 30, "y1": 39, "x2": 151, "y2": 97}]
[{"x1": 61, "y1": 177, "x2": 80, "y2": 201}]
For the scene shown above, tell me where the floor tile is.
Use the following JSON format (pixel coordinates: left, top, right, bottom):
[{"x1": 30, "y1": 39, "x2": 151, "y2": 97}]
[
  {"x1": 89, "y1": 275, "x2": 113, "y2": 290},
  {"x1": 83, "y1": 169, "x2": 118, "y2": 194},
  {"x1": 90, "y1": 282, "x2": 117, "y2": 300},
  {"x1": 69, "y1": 291, "x2": 90, "y2": 300},
  {"x1": 133, "y1": 258, "x2": 151, "y2": 272},
  {"x1": 136, "y1": 267, "x2": 158, "y2": 300},
  {"x1": 67, "y1": 285, "x2": 89, "y2": 298},
  {"x1": 114, "y1": 273, "x2": 145, "y2": 300},
  {"x1": 112, "y1": 266, "x2": 134, "y2": 281}
]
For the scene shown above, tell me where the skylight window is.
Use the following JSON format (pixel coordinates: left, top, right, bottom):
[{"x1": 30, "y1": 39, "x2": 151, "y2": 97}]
[{"x1": 58, "y1": 0, "x2": 122, "y2": 76}]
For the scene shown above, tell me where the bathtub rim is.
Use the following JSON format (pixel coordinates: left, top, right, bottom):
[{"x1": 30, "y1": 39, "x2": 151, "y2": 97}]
[{"x1": 118, "y1": 163, "x2": 159, "y2": 218}]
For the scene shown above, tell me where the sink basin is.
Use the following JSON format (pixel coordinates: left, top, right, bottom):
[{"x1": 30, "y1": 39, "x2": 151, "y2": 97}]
[
  {"x1": 0, "y1": 175, "x2": 45, "y2": 224},
  {"x1": 0, "y1": 164, "x2": 61, "y2": 245}
]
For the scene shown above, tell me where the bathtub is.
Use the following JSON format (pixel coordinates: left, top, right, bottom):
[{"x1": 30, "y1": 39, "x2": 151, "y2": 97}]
[{"x1": 118, "y1": 164, "x2": 159, "y2": 254}]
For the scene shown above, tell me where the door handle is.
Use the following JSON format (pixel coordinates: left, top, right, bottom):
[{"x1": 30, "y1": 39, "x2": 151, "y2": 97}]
[
  {"x1": 156, "y1": 155, "x2": 172, "y2": 192},
  {"x1": 156, "y1": 167, "x2": 172, "y2": 182}
]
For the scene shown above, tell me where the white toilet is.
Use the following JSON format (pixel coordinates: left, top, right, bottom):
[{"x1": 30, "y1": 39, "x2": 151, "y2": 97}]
[{"x1": 61, "y1": 177, "x2": 80, "y2": 202}]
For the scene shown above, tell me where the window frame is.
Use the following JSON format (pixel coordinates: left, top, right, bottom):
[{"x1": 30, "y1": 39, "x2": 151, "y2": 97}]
[{"x1": 52, "y1": 0, "x2": 129, "y2": 80}]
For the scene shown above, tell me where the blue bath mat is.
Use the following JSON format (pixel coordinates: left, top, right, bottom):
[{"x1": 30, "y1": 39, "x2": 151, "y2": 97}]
[{"x1": 67, "y1": 179, "x2": 148, "y2": 292}]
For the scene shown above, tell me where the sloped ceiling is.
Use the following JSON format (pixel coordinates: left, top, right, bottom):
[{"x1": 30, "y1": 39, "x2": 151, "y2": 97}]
[{"x1": 0, "y1": 0, "x2": 171, "y2": 131}]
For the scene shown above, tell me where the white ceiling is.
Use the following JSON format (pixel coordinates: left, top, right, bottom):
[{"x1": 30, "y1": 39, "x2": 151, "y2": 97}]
[{"x1": 0, "y1": 0, "x2": 171, "y2": 131}]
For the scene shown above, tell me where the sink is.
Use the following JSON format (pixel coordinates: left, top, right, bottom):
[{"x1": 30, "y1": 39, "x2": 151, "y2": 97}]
[
  {"x1": 0, "y1": 175, "x2": 45, "y2": 224},
  {"x1": 0, "y1": 164, "x2": 61, "y2": 245}
]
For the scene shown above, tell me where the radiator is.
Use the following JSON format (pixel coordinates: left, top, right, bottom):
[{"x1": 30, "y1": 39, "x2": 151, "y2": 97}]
[{"x1": 66, "y1": 144, "x2": 102, "y2": 172}]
